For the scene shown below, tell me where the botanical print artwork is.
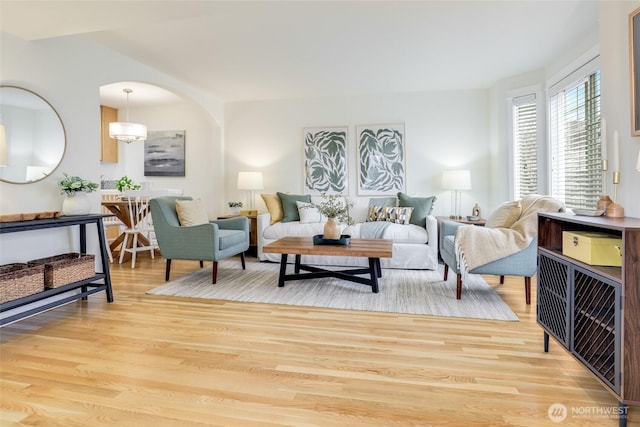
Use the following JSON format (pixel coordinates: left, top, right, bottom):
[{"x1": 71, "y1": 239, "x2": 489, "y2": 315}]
[
  {"x1": 357, "y1": 123, "x2": 405, "y2": 195},
  {"x1": 303, "y1": 127, "x2": 348, "y2": 195},
  {"x1": 144, "y1": 130, "x2": 186, "y2": 177}
]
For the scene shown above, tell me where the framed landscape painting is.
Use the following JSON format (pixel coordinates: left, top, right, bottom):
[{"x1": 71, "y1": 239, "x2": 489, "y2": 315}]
[
  {"x1": 356, "y1": 123, "x2": 405, "y2": 195},
  {"x1": 144, "y1": 130, "x2": 186, "y2": 177},
  {"x1": 303, "y1": 126, "x2": 348, "y2": 195}
]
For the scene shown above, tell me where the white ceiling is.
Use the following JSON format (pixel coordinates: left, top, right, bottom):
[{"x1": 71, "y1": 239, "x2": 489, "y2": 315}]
[{"x1": 1, "y1": 1, "x2": 599, "y2": 106}]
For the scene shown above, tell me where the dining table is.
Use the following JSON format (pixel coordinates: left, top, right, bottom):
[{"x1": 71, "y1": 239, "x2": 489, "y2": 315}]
[{"x1": 101, "y1": 199, "x2": 153, "y2": 256}]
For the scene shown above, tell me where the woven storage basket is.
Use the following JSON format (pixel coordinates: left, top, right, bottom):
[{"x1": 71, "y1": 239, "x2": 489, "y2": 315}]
[
  {"x1": 0, "y1": 263, "x2": 45, "y2": 303},
  {"x1": 27, "y1": 253, "x2": 95, "y2": 289}
]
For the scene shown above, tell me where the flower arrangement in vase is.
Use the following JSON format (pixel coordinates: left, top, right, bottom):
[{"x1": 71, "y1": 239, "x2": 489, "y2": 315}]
[
  {"x1": 58, "y1": 173, "x2": 99, "y2": 215},
  {"x1": 228, "y1": 201, "x2": 243, "y2": 214},
  {"x1": 305, "y1": 194, "x2": 354, "y2": 240},
  {"x1": 115, "y1": 175, "x2": 141, "y2": 192}
]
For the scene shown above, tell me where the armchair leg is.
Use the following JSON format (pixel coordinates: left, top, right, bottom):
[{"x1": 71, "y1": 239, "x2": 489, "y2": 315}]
[
  {"x1": 165, "y1": 259, "x2": 172, "y2": 281},
  {"x1": 444, "y1": 264, "x2": 449, "y2": 281},
  {"x1": 456, "y1": 274, "x2": 462, "y2": 300},
  {"x1": 524, "y1": 277, "x2": 531, "y2": 305},
  {"x1": 212, "y1": 261, "x2": 218, "y2": 284},
  {"x1": 240, "y1": 252, "x2": 246, "y2": 270}
]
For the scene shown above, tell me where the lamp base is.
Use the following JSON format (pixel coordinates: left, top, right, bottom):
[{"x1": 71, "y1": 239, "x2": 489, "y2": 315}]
[
  {"x1": 449, "y1": 215, "x2": 463, "y2": 220},
  {"x1": 605, "y1": 203, "x2": 624, "y2": 218},
  {"x1": 597, "y1": 195, "x2": 613, "y2": 211}
]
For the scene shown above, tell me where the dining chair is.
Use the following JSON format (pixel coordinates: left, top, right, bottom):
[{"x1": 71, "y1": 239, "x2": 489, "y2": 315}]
[
  {"x1": 118, "y1": 193, "x2": 159, "y2": 268},
  {"x1": 101, "y1": 191, "x2": 124, "y2": 263}
]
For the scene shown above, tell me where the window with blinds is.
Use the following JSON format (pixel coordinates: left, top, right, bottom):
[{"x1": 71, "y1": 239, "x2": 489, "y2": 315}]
[
  {"x1": 549, "y1": 68, "x2": 601, "y2": 210},
  {"x1": 513, "y1": 95, "x2": 538, "y2": 199}
]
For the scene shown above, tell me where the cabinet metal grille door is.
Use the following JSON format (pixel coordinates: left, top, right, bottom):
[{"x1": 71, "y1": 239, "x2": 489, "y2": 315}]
[
  {"x1": 537, "y1": 253, "x2": 571, "y2": 347},
  {"x1": 573, "y1": 267, "x2": 620, "y2": 393}
]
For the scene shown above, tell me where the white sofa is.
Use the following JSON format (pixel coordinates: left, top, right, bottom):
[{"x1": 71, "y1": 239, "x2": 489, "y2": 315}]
[{"x1": 256, "y1": 195, "x2": 439, "y2": 270}]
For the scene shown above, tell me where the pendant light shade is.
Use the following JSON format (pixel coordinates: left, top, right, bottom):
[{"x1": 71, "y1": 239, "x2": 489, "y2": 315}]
[{"x1": 109, "y1": 88, "x2": 147, "y2": 143}]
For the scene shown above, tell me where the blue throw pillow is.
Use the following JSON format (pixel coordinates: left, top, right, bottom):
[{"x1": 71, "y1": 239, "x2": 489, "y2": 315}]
[
  {"x1": 277, "y1": 192, "x2": 311, "y2": 222},
  {"x1": 397, "y1": 192, "x2": 436, "y2": 227}
]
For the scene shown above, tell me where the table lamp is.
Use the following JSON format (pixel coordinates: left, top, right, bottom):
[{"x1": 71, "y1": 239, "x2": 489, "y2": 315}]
[
  {"x1": 237, "y1": 171, "x2": 263, "y2": 216},
  {"x1": 442, "y1": 169, "x2": 471, "y2": 219}
]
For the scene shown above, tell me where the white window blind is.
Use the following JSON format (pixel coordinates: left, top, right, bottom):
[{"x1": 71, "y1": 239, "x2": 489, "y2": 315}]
[
  {"x1": 549, "y1": 68, "x2": 601, "y2": 209},
  {"x1": 513, "y1": 94, "x2": 538, "y2": 199}
]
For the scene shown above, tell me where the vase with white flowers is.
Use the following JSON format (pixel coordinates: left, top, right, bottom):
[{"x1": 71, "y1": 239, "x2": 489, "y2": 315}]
[
  {"x1": 59, "y1": 173, "x2": 99, "y2": 215},
  {"x1": 304, "y1": 194, "x2": 354, "y2": 240},
  {"x1": 228, "y1": 201, "x2": 243, "y2": 215}
]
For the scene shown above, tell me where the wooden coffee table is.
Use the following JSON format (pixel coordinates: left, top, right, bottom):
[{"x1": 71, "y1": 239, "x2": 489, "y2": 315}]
[{"x1": 262, "y1": 236, "x2": 393, "y2": 293}]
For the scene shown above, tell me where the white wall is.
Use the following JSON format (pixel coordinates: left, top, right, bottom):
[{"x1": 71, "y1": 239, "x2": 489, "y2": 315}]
[
  {"x1": 600, "y1": 1, "x2": 640, "y2": 217},
  {"x1": 224, "y1": 90, "x2": 492, "y2": 218},
  {"x1": 0, "y1": 32, "x2": 225, "y2": 265},
  {"x1": 100, "y1": 102, "x2": 223, "y2": 218}
]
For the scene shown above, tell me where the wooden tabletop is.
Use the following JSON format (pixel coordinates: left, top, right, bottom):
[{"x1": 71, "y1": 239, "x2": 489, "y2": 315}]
[{"x1": 263, "y1": 236, "x2": 393, "y2": 258}]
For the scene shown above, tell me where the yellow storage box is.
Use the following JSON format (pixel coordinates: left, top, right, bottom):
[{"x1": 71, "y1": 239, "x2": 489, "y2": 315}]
[{"x1": 562, "y1": 231, "x2": 622, "y2": 267}]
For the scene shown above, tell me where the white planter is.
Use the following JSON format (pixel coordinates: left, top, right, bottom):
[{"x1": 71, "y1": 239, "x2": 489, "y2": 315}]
[
  {"x1": 230, "y1": 207, "x2": 241, "y2": 215},
  {"x1": 62, "y1": 192, "x2": 91, "y2": 215}
]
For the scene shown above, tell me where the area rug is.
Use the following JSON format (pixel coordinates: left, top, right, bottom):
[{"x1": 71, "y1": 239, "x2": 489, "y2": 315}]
[{"x1": 146, "y1": 259, "x2": 518, "y2": 321}]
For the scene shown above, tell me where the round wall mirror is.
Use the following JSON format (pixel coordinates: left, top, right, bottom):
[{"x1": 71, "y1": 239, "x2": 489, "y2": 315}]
[{"x1": 0, "y1": 85, "x2": 66, "y2": 184}]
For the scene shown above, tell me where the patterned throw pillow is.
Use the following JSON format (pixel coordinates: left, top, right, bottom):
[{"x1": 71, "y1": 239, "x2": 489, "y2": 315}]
[{"x1": 367, "y1": 206, "x2": 414, "y2": 225}]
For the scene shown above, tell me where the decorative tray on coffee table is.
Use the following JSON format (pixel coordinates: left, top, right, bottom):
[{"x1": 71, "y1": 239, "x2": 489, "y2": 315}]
[{"x1": 312, "y1": 234, "x2": 351, "y2": 245}]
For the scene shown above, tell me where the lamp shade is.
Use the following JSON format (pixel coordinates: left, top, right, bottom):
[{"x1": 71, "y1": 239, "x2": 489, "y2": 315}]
[
  {"x1": 109, "y1": 122, "x2": 147, "y2": 143},
  {"x1": 237, "y1": 171, "x2": 264, "y2": 190},
  {"x1": 0, "y1": 124, "x2": 7, "y2": 166},
  {"x1": 441, "y1": 169, "x2": 471, "y2": 190}
]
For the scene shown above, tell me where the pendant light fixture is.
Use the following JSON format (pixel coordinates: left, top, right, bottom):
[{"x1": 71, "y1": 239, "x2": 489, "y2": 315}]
[{"x1": 109, "y1": 88, "x2": 147, "y2": 143}]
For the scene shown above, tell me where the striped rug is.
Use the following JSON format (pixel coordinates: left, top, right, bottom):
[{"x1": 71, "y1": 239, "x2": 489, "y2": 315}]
[{"x1": 146, "y1": 258, "x2": 518, "y2": 321}]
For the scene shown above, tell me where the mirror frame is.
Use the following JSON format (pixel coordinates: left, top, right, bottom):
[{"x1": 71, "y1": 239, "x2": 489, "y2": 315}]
[{"x1": 0, "y1": 85, "x2": 67, "y2": 184}]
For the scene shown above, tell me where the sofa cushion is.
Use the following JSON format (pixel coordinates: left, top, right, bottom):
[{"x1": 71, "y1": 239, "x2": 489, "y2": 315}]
[
  {"x1": 368, "y1": 196, "x2": 396, "y2": 207},
  {"x1": 296, "y1": 201, "x2": 324, "y2": 224},
  {"x1": 175, "y1": 199, "x2": 209, "y2": 226},
  {"x1": 346, "y1": 223, "x2": 429, "y2": 244},
  {"x1": 263, "y1": 220, "x2": 345, "y2": 239},
  {"x1": 347, "y1": 197, "x2": 370, "y2": 224},
  {"x1": 486, "y1": 200, "x2": 522, "y2": 228},
  {"x1": 397, "y1": 192, "x2": 436, "y2": 227},
  {"x1": 277, "y1": 192, "x2": 311, "y2": 223},
  {"x1": 261, "y1": 193, "x2": 283, "y2": 224}
]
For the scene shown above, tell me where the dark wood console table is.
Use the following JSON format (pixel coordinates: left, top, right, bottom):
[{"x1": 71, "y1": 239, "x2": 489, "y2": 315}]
[
  {"x1": 0, "y1": 214, "x2": 114, "y2": 326},
  {"x1": 537, "y1": 212, "x2": 640, "y2": 427}
]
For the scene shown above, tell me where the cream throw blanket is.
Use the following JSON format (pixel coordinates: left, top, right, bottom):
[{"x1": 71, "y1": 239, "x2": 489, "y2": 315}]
[{"x1": 455, "y1": 195, "x2": 565, "y2": 276}]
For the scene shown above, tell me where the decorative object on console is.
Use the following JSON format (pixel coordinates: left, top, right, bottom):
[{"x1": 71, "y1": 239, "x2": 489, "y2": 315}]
[
  {"x1": 144, "y1": 130, "x2": 186, "y2": 177},
  {"x1": 108, "y1": 88, "x2": 147, "y2": 143},
  {"x1": 238, "y1": 171, "x2": 263, "y2": 215},
  {"x1": 357, "y1": 123, "x2": 405, "y2": 195},
  {"x1": 605, "y1": 130, "x2": 624, "y2": 217},
  {"x1": 441, "y1": 169, "x2": 471, "y2": 220},
  {"x1": 303, "y1": 127, "x2": 348, "y2": 195},
  {"x1": 59, "y1": 173, "x2": 99, "y2": 215},
  {"x1": 597, "y1": 118, "x2": 612, "y2": 212}
]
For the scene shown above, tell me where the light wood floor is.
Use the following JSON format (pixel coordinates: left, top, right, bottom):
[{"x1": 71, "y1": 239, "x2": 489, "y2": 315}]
[{"x1": 1, "y1": 254, "x2": 636, "y2": 426}]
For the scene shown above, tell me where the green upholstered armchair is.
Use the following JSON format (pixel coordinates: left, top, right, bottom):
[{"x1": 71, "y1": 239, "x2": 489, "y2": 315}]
[
  {"x1": 149, "y1": 196, "x2": 250, "y2": 284},
  {"x1": 439, "y1": 195, "x2": 564, "y2": 304}
]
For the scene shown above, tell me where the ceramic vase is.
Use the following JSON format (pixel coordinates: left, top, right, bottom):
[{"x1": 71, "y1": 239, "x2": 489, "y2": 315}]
[
  {"x1": 323, "y1": 217, "x2": 340, "y2": 240},
  {"x1": 230, "y1": 207, "x2": 241, "y2": 215},
  {"x1": 62, "y1": 192, "x2": 91, "y2": 215}
]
